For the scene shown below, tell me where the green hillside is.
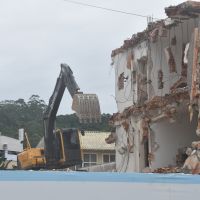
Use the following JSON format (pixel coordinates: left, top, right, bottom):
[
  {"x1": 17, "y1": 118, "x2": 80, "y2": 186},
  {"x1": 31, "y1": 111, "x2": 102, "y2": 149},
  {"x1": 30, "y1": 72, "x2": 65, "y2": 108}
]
[{"x1": 0, "y1": 95, "x2": 112, "y2": 147}]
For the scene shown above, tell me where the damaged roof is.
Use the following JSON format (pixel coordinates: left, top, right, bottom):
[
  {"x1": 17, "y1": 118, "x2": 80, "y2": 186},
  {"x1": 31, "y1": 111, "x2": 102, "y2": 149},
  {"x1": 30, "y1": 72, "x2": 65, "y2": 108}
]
[
  {"x1": 111, "y1": 1, "x2": 200, "y2": 58},
  {"x1": 165, "y1": 1, "x2": 200, "y2": 18}
]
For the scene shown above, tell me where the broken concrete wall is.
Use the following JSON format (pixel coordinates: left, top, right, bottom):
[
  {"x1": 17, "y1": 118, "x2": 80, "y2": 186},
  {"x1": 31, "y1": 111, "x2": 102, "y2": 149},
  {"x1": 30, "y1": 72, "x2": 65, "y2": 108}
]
[
  {"x1": 149, "y1": 103, "x2": 198, "y2": 170},
  {"x1": 113, "y1": 41, "x2": 148, "y2": 113},
  {"x1": 115, "y1": 123, "x2": 131, "y2": 172},
  {"x1": 150, "y1": 17, "x2": 197, "y2": 98},
  {"x1": 111, "y1": 1, "x2": 200, "y2": 172}
]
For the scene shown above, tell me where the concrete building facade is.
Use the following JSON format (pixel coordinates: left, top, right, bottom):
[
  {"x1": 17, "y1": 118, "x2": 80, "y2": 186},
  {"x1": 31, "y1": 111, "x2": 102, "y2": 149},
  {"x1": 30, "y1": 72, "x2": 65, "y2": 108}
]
[{"x1": 110, "y1": 1, "x2": 200, "y2": 172}]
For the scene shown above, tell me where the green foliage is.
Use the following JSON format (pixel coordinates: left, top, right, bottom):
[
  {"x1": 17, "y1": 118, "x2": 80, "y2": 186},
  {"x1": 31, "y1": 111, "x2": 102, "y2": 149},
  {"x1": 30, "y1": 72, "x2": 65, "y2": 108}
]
[
  {"x1": 0, "y1": 95, "x2": 111, "y2": 147},
  {"x1": 0, "y1": 95, "x2": 46, "y2": 146}
]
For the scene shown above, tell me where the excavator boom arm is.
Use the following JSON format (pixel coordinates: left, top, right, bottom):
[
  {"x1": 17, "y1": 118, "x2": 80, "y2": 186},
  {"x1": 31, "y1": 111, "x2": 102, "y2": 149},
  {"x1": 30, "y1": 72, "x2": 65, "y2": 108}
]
[{"x1": 43, "y1": 63, "x2": 101, "y2": 165}]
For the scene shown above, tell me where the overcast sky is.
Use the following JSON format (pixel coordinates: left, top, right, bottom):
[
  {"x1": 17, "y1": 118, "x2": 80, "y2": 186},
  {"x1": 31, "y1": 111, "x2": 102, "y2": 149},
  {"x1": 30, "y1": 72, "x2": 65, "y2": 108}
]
[{"x1": 0, "y1": 0, "x2": 185, "y2": 114}]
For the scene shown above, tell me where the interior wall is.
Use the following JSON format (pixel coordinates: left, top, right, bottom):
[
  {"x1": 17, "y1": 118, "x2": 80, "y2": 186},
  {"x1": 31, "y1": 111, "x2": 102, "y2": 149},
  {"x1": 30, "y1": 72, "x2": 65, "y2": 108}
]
[
  {"x1": 149, "y1": 17, "x2": 198, "y2": 97},
  {"x1": 113, "y1": 42, "x2": 148, "y2": 113},
  {"x1": 150, "y1": 104, "x2": 198, "y2": 169}
]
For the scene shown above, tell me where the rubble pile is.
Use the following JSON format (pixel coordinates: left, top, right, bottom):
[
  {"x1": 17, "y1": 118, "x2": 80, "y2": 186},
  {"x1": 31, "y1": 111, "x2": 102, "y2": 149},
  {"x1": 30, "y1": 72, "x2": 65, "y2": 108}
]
[
  {"x1": 183, "y1": 141, "x2": 200, "y2": 174},
  {"x1": 153, "y1": 167, "x2": 181, "y2": 174}
]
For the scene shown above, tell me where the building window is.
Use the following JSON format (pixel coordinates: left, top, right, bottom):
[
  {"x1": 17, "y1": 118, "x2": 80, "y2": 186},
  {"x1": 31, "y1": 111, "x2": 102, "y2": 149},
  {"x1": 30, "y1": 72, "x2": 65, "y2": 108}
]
[
  {"x1": 118, "y1": 73, "x2": 124, "y2": 90},
  {"x1": 103, "y1": 154, "x2": 115, "y2": 163},
  {"x1": 83, "y1": 153, "x2": 97, "y2": 167}
]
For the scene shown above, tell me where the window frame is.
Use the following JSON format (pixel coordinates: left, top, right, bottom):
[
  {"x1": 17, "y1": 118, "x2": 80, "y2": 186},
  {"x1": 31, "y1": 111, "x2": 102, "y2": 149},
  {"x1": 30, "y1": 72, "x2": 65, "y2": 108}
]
[
  {"x1": 83, "y1": 153, "x2": 97, "y2": 167},
  {"x1": 103, "y1": 153, "x2": 115, "y2": 164}
]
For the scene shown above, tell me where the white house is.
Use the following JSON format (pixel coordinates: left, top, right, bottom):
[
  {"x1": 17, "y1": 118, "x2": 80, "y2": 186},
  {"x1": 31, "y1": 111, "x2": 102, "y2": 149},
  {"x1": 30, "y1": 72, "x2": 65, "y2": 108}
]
[
  {"x1": 0, "y1": 129, "x2": 23, "y2": 162},
  {"x1": 110, "y1": 1, "x2": 200, "y2": 172},
  {"x1": 79, "y1": 131, "x2": 115, "y2": 171}
]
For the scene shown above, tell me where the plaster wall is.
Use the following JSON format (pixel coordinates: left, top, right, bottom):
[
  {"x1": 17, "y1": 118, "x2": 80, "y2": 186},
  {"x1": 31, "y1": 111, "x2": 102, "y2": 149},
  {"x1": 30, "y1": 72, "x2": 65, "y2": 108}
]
[
  {"x1": 149, "y1": 18, "x2": 198, "y2": 97},
  {"x1": 115, "y1": 105, "x2": 199, "y2": 172},
  {"x1": 115, "y1": 123, "x2": 137, "y2": 172},
  {"x1": 113, "y1": 42, "x2": 148, "y2": 113},
  {"x1": 150, "y1": 106, "x2": 198, "y2": 169},
  {"x1": 113, "y1": 17, "x2": 199, "y2": 110}
]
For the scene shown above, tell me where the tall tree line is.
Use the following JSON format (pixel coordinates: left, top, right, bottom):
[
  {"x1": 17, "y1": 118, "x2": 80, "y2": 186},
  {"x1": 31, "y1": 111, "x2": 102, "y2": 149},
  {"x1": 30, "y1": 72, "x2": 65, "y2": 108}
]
[{"x1": 0, "y1": 95, "x2": 112, "y2": 147}]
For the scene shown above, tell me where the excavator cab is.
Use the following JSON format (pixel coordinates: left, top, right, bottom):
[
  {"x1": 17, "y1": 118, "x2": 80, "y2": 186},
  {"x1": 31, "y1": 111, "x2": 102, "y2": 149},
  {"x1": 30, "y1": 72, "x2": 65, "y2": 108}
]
[{"x1": 54, "y1": 128, "x2": 82, "y2": 168}]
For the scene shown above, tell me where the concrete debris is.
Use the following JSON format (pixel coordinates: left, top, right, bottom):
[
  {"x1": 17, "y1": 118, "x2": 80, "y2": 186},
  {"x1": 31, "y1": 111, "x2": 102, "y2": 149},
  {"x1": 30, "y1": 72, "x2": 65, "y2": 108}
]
[
  {"x1": 182, "y1": 141, "x2": 200, "y2": 174},
  {"x1": 165, "y1": 1, "x2": 200, "y2": 18},
  {"x1": 170, "y1": 78, "x2": 187, "y2": 93},
  {"x1": 149, "y1": 28, "x2": 159, "y2": 43},
  {"x1": 143, "y1": 166, "x2": 182, "y2": 174},
  {"x1": 110, "y1": 91, "x2": 189, "y2": 124},
  {"x1": 81, "y1": 162, "x2": 116, "y2": 172},
  {"x1": 153, "y1": 167, "x2": 181, "y2": 174},
  {"x1": 105, "y1": 132, "x2": 117, "y2": 144},
  {"x1": 183, "y1": 141, "x2": 200, "y2": 174},
  {"x1": 111, "y1": 21, "x2": 166, "y2": 57},
  {"x1": 192, "y1": 141, "x2": 200, "y2": 149}
]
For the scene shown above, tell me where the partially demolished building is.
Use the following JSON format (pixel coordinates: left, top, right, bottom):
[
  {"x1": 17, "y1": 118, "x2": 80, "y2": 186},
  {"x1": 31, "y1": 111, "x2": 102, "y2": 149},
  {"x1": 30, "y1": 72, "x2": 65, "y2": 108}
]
[{"x1": 109, "y1": 1, "x2": 200, "y2": 172}]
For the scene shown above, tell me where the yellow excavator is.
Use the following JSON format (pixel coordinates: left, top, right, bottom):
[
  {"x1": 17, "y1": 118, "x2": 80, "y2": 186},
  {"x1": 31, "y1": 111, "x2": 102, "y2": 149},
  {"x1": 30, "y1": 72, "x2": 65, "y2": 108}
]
[{"x1": 17, "y1": 64, "x2": 101, "y2": 170}]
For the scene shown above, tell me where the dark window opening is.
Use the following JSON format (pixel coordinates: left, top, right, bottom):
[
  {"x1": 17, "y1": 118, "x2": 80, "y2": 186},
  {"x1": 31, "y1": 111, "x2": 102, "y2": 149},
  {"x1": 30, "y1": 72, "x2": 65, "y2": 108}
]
[
  {"x1": 118, "y1": 73, "x2": 125, "y2": 90},
  {"x1": 144, "y1": 140, "x2": 149, "y2": 168},
  {"x1": 103, "y1": 154, "x2": 115, "y2": 163},
  {"x1": 83, "y1": 153, "x2": 97, "y2": 167}
]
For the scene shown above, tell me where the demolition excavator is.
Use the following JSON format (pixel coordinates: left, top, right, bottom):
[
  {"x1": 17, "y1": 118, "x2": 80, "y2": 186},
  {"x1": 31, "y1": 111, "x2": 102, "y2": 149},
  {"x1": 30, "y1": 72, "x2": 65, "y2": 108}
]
[{"x1": 17, "y1": 64, "x2": 101, "y2": 169}]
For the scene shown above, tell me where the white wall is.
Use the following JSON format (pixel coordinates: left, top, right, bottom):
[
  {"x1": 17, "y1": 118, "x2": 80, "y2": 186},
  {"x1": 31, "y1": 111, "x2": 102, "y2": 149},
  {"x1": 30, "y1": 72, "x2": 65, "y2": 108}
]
[
  {"x1": 113, "y1": 17, "x2": 199, "y2": 109},
  {"x1": 150, "y1": 18, "x2": 198, "y2": 97},
  {"x1": 0, "y1": 136, "x2": 23, "y2": 152},
  {"x1": 150, "y1": 104, "x2": 198, "y2": 169},
  {"x1": 113, "y1": 42, "x2": 148, "y2": 113}
]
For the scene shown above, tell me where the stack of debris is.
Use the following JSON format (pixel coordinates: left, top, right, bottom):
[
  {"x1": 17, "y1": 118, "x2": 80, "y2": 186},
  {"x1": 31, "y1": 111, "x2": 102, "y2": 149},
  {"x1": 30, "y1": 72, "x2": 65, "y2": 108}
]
[
  {"x1": 153, "y1": 167, "x2": 181, "y2": 174},
  {"x1": 183, "y1": 141, "x2": 200, "y2": 174}
]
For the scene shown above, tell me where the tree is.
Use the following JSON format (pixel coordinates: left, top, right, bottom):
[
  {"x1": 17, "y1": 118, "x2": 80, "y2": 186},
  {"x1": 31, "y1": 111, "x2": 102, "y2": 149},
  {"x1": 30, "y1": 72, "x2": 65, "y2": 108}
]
[{"x1": 0, "y1": 95, "x2": 112, "y2": 147}]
